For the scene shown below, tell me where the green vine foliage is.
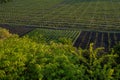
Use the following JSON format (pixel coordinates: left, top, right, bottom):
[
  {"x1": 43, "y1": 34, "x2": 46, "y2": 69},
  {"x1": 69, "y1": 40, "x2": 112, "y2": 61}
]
[
  {"x1": 0, "y1": 28, "x2": 120, "y2": 80},
  {"x1": 0, "y1": 0, "x2": 11, "y2": 3}
]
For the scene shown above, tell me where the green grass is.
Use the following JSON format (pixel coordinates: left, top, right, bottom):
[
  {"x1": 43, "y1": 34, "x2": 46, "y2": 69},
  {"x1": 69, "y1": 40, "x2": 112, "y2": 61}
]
[
  {"x1": 26, "y1": 28, "x2": 80, "y2": 44},
  {"x1": 0, "y1": 0, "x2": 120, "y2": 31}
]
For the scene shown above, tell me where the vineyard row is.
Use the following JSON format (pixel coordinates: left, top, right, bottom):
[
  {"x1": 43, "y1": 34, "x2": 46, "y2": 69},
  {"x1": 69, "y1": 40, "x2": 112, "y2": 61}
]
[{"x1": 74, "y1": 31, "x2": 120, "y2": 51}]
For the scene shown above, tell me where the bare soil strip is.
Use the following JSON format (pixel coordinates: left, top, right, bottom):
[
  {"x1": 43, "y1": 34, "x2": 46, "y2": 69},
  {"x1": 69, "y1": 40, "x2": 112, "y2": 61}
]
[
  {"x1": 74, "y1": 31, "x2": 120, "y2": 51},
  {"x1": 0, "y1": 24, "x2": 35, "y2": 37}
]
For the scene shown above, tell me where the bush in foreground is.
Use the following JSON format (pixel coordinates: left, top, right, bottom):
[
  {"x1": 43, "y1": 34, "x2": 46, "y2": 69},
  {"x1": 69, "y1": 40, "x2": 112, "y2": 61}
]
[
  {"x1": 0, "y1": 27, "x2": 12, "y2": 39},
  {"x1": 0, "y1": 28, "x2": 120, "y2": 80}
]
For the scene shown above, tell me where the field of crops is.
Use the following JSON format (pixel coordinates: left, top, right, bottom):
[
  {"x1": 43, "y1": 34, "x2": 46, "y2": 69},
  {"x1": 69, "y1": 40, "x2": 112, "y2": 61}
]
[
  {"x1": 74, "y1": 31, "x2": 120, "y2": 51},
  {"x1": 0, "y1": 0, "x2": 120, "y2": 31},
  {"x1": 26, "y1": 28, "x2": 80, "y2": 44},
  {"x1": 0, "y1": 0, "x2": 120, "y2": 51}
]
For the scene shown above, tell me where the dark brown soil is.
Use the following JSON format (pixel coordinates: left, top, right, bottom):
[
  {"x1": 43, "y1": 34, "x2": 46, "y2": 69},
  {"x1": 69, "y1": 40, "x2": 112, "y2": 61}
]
[
  {"x1": 74, "y1": 31, "x2": 120, "y2": 52},
  {"x1": 0, "y1": 24, "x2": 34, "y2": 37},
  {"x1": 73, "y1": 31, "x2": 87, "y2": 48}
]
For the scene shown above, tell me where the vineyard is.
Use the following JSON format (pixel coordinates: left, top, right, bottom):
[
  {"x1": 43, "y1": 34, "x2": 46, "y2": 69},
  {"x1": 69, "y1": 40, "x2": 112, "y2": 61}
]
[
  {"x1": 1, "y1": 0, "x2": 120, "y2": 79},
  {"x1": 0, "y1": 0, "x2": 120, "y2": 51},
  {"x1": 74, "y1": 31, "x2": 120, "y2": 51},
  {"x1": 25, "y1": 28, "x2": 120, "y2": 51},
  {"x1": 0, "y1": 0, "x2": 120, "y2": 31},
  {"x1": 26, "y1": 28, "x2": 80, "y2": 44},
  {"x1": 2, "y1": 24, "x2": 120, "y2": 51}
]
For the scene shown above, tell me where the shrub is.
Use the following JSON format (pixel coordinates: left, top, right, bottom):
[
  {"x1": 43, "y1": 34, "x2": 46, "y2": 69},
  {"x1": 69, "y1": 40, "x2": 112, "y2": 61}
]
[
  {"x1": 0, "y1": 27, "x2": 12, "y2": 39},
  {"x1": 0, "y1": 29, "x2": 120, "y2": 80},
  {"x1": 113, "y1": 43, "x2": 120, "y2": 64}
]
